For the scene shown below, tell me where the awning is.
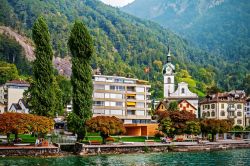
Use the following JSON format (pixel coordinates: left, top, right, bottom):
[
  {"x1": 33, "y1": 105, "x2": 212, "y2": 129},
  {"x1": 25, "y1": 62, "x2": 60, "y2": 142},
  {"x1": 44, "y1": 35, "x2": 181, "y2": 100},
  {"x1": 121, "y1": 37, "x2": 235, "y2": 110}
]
[
  {"x1": 127, "y1": 94, "x2": 136, "y2": 97},
  {"x1": 127, "y1": 102, "x2": 136, "y2": 106}
]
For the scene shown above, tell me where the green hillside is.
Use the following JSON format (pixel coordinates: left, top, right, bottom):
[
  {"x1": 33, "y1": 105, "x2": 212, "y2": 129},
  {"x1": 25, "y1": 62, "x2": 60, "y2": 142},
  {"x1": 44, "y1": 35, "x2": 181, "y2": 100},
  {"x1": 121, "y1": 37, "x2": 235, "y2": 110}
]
[
  {"x1": 0, "y1": 0, "x2": 237, "y2": 98},
  {"x1": 123, "y1": 0, "x2": 250, "y2": 91}
]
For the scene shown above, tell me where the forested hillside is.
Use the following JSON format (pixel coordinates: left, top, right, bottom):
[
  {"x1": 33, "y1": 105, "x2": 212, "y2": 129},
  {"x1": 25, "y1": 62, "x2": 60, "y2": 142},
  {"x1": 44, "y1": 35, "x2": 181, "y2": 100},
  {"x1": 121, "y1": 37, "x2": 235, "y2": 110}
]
[
  {"x1": 123, "y1": 0, "x2": 250, "y2": 92},
  {"x1": 0, "y1": 0, "x2": 247, "y2": 98}
]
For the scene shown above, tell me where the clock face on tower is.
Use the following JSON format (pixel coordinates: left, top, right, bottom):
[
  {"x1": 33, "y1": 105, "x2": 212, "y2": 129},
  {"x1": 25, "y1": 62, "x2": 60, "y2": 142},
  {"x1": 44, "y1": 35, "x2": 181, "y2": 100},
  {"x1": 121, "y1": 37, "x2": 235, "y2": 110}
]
[{"x1": 163, "y1": 64, "x2": 172, "y2": 75}]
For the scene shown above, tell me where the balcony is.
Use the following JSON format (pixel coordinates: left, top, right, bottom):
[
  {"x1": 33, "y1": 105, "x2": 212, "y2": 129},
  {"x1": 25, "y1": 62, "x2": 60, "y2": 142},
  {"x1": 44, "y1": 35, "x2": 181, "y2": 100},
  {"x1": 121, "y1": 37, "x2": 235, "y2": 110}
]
[
  {"x1": 227, "y1": 107, "x2": 236, "y2": 112},
  {"x1": 227, "y1": 115, "x2": 237, "y2": 119}
]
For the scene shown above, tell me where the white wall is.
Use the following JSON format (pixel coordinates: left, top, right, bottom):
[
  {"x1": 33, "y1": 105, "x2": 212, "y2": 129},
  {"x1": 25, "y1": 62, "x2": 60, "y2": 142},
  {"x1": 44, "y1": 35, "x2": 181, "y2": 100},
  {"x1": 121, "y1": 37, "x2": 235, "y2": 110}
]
[{"x1": 136, "y1": 94, "x2": 144, "y2": 100}]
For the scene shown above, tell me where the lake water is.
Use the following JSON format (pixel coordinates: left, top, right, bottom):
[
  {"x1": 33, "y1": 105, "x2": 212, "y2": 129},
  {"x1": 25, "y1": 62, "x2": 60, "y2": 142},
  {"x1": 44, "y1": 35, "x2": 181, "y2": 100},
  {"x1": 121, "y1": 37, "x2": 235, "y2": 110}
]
[{"x1": 0, "y1": 149, "x2": 249, "y2": 166}]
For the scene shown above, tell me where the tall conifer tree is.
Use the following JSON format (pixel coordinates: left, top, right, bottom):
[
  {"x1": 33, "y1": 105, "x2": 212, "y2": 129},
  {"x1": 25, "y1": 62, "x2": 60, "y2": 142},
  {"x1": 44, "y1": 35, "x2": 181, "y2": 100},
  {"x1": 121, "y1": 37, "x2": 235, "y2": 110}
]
[
  {"x1": 28, "y1": 16, "x2": 56, "y2": 117},
  {"x1": 68, "y1": 21, "x2": 93, "y2": 141}
]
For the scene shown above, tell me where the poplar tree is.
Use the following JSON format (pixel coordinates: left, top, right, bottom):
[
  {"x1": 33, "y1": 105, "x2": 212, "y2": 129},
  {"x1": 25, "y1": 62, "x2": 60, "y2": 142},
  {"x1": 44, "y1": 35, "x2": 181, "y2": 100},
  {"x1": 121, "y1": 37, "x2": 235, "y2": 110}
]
[
  {"x1": 28, "y1": 16, "x2": 56, "y2": 117},
  {"x1": 68, "y1": 21, "x2": 93, "y2": 141}
]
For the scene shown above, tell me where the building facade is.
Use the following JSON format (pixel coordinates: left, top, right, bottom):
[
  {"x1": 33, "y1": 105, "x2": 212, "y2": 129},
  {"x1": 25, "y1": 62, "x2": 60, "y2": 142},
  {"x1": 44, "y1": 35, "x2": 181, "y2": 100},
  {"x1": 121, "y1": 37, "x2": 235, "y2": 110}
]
[
  {"x1": 245, "y1": 97, "x2": 250, "y2": 127},
  {"x1": 92, "y1": 75, "x2": 157, "y2": 136},
  {"x1": 200, "y1": 90, "x2": 246, "y2": 126},
  {"x1": 155, "y1": 99, "x2": 197, "y2": 115},
  {"x1": 0, "y1": 80, "x2": 30, "y2": 113}
]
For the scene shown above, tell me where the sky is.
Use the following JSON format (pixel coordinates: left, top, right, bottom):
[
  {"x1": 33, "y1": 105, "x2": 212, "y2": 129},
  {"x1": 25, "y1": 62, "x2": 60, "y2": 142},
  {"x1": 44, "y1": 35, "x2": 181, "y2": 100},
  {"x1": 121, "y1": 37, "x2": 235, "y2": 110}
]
[{"x1": 101, "y1": 0, "x2": 135, "y2": 7}]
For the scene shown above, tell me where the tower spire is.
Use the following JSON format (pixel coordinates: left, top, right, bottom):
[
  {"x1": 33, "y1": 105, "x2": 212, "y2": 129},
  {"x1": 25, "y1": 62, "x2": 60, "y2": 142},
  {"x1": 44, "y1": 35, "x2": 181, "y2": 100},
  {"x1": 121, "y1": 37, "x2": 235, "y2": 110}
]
[{"x1": 167, "y1": 45, "x2": 171, "y2": 63}]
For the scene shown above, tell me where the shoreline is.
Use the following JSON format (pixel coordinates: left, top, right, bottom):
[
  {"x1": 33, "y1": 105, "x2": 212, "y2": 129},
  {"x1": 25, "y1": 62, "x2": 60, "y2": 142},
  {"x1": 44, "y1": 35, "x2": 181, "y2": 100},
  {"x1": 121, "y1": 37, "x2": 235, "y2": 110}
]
[
  {"x1": 1, "y1": 140, "x2": 250, "y2": 157},
  {"x1": 74, "y1": 140, "x2": 250, "y2": 155}
]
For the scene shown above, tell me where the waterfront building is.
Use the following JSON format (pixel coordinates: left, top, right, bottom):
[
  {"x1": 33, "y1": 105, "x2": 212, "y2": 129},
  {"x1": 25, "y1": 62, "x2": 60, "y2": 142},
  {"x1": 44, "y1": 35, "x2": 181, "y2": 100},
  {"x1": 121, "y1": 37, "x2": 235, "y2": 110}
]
[
  {"x1": 0, "y1": 80, "x2": 30, "y2": 113},
  {"x1": 92, "y1": 75, "x2": 157, "y2": 136},
  {"x1": 245, "y1": 97, "x2": 250, "y2": 127},
  {"x1": 160, "y1": 47, "x2": 199, "y2": 117},
  {"x1": 200, "y1": 90, "x2": 246, "y2": 126}
]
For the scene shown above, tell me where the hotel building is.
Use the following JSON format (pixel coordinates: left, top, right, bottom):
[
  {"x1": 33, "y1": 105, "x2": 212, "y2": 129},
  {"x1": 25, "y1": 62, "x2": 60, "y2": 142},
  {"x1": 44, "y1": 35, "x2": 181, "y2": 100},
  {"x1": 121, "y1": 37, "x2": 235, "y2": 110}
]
[{"x1": 200, "y1": 90, "x2": 246, "y2": 126}]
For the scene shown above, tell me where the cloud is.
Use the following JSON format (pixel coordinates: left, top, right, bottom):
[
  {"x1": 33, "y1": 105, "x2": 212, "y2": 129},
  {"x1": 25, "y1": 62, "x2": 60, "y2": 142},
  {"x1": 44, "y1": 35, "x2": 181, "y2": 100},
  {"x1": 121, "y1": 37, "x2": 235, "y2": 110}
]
[{"x1": 101, "y1": 0, "x2": 135, "y2": 7}]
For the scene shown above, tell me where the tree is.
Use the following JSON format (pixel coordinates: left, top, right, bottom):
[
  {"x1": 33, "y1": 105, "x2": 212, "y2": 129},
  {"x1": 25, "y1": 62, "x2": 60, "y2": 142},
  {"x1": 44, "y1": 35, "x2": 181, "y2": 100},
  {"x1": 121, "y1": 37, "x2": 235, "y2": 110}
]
[
  {"x1": 200, "y1": 119, "x2": 232, "y2": 142},
  {"x1": 0, "y1": 113, "x2": 54, "y2": 143},
  {"x1": 86, "y1": 116, "x2": 126, "y2": 144},
  {"x1": 232, "y1": 125, "x2": 244, "y2": 131},
  {"x1": 245, "y1": 126, "x2": 250, "y2": 131},
  {"x1": 56, "y1": 75, "x2": 72, "y2": 107},
  {"x1": 169, "y1": 110, "x2": 196, "y2": 135},
  {"x1": 158, "y1": 117, "x2": 175, "y2": 138},
  {"x1": 185, "y1": 121, "x2": 201, "y2": 136},
  {"x1": 27, "y1": 16, "x2": 56, "y2": 117},
  {"x1": 67, "y1": 21, "x2": 94, "y2": 141},
  {"x1": 168, "y1": 101, "x2": 179, "y2": 112},
  {"x1": 0, "y1": 61, "x2": 19, "y2": 84}
]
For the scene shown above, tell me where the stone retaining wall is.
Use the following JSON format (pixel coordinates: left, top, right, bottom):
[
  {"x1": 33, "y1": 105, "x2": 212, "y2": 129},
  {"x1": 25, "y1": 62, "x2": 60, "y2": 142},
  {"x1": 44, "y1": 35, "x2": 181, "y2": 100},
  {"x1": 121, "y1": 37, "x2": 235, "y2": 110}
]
[
  {"x1": 75, "y1": 142, "x2": 250, "y2": 155},
  {"x1": 0, "y1": 147, "x2": 59, "y2": 156}
]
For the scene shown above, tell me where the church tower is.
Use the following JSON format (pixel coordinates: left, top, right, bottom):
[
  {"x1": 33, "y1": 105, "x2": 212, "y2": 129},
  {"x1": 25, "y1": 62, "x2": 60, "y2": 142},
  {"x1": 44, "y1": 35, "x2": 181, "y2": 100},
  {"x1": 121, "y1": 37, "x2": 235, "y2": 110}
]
[{"x1": 162, "y1": 47, "x2": 175, "y2": 98}]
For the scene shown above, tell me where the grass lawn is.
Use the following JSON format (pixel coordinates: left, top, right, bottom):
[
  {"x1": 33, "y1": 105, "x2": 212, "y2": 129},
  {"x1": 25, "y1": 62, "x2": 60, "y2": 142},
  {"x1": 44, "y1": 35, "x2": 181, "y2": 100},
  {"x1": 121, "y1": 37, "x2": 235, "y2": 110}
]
[
  {"x1": 10, "y1": 134, "x2": 36, "y2": 143},
  {"x1": 84, "y1": 136, "x2": 161, "y2": 142}
]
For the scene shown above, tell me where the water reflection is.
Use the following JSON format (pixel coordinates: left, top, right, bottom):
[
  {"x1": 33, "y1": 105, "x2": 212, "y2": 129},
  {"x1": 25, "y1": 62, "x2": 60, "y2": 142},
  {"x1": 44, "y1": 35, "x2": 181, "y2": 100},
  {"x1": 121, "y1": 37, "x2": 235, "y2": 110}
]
[{"x1": 0, "y1": 149, "x2": 250, "y2": 166}]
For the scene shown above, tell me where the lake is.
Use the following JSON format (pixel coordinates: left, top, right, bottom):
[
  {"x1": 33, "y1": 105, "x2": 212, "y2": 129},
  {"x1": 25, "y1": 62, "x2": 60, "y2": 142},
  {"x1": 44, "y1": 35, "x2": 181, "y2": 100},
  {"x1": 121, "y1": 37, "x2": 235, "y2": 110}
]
[{"x1": 0, "y1": 149, "x2": 249, "y2": 166}]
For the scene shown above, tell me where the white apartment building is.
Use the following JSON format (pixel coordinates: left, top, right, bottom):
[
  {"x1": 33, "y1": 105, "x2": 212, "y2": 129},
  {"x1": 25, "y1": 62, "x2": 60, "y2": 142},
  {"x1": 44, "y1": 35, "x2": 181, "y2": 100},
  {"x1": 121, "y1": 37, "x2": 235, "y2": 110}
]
[
  {"x1": 92, "y1": 75, "x2": 151, "y2": 124},
  {"x1": 0, "y1": 80, "x2": 30, "y2": 113},
  {"x1": 200, "y1": 90, "x2": 246, "y2": 126}
]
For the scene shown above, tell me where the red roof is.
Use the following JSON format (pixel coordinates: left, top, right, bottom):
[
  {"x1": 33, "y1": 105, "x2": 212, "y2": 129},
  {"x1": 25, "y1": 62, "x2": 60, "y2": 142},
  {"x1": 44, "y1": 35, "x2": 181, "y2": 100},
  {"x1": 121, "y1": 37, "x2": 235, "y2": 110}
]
[{"x1": 6, "y1": 80, "x2": 29, "y2": 85}]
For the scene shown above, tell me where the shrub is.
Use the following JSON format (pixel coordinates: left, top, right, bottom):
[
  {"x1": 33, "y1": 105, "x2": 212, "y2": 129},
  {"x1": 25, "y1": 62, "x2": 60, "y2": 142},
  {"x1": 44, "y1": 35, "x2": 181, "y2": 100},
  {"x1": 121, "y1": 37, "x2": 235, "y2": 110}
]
[
  {"x1": 106, "y1": 137, "x2": 115, "y2": 142},
  {"x1": 154, "y1": 131, "x2": 165, "y2": 138}
]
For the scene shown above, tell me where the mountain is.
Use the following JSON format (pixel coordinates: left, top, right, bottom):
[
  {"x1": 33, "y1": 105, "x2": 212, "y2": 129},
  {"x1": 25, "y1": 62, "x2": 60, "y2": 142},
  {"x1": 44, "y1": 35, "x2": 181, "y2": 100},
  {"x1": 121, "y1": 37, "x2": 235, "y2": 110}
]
[
  {"x1": 0, "y1": 0, "x2": 246, "y2": 97},
  {"x1": 123, "y1": 0, "x2": 250, "y2": 89}
]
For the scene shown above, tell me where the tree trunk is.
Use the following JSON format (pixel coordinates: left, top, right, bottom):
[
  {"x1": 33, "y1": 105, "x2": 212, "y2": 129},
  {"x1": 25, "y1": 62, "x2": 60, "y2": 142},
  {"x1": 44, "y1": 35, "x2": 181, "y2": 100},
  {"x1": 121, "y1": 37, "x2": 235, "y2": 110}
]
[
  {"x1": 101, "y1": 133, "x2": 109, "y2": 144},
  {"x1": 15, "y1": 132, "x2": 18, "y2": 139},
  {"x1": 7, "y1": 133, "x2": 10, "y2": 144},
  {"x1": 76, "y1": 126, "x2": 86, "y2": 141},
  {"x1": 212, "y1": 134, "x2": 215, "y2": 142}
]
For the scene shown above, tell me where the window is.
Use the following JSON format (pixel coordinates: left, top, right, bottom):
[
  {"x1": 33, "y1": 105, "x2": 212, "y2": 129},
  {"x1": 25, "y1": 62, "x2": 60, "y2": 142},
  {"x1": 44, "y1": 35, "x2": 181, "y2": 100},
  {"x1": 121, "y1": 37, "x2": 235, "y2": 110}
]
[
  {"x1": 221, "y1": 104, "x2": 224, "y2": 109},
  {"x1": 237, "y1": 119, "x2": 242, "y2": 125},
  {"x1": 183, "y1": 107, "x2": 186, "y2": 111},
  {"x1": 202, "y1": 112, "x2": 206, "y2": 117},
  {"x1": 203, "y1": 105, "x2": 205, "y2": 109},
  {"x1": 220, "y1": 111, "x2": 225, "y2": 116},
  {"x1": 237, "y1": 112, "x2": 242, "y2": 116},
  {"x1": 211, "y1": 111, "x2": 215, "y2": 117},
  {"x1": 93, "y1": 101, "x2": 104, "y2": 106},
  {"x1": 237, "y1": 104, "x2": 242, "y2": 109},
  {"x1": 211, "y1": 104, "x2": 215, "y2": 109},
  {"x1": 207, "y1": 105, "x2": 210, "y2": 109},
  {"x1": 207, "y1": 112, "x2": 210, "y2": 117},
  {"x1": 94, "y1": 85, "x2": 105, "y2": 90},
  {"x1": 167, "y1": 77, "x2": 171, "y2": 84},
  {"x1": 181, "y1": 88, "x2": 185, "y2": 94},
  {"x1": 116, "y1": 102, "x2": 123, "y2": 107},
  {"x1": 180, "y1": 104, "x2": 182, "y2": 107}
]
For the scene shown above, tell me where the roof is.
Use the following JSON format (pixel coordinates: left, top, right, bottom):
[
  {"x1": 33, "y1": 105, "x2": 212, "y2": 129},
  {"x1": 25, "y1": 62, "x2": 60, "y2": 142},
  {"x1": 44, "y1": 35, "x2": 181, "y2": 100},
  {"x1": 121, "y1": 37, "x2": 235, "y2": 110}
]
[
  {"x1": 18, "y1": 99, "x2": 28, "y2": 108},
  {"x1": 200, "y1": 91, "x2": 246, "y2": 104},
  {"x1": 6, "y1": 80, "x2": 29, "y2": 84},
  {"x1": 155, "y1": 100, "x2": 169, "y2": 111},
  {"x1": 10, "y1": 103, "x2": 21, "y2": 110},
  {"x1": 178, "y1": 99, "x2": 197, "y2": 110}
]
